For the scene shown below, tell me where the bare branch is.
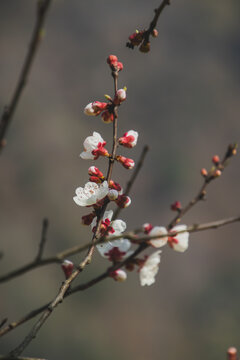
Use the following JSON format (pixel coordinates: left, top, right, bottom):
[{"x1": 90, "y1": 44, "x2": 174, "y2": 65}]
[
  {"x1": 35, "y1": 218, "x2": 49, "y2": 262},
  {"x1": 0, "y1": 0, "x2": 52, "y2": 153}
]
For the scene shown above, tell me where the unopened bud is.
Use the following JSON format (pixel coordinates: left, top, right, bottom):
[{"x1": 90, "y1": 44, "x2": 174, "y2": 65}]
[
  {"x1": 108, "y1": 189, "x2": 119, "y2": 201},
  {"x1": 227, "y1": 347, "x2": 237, "y2": 360},
  {"x1": 110, "y1": 269, "x2": 127, "y2": 282},
  {"x1": 101, "y1": 110, "x2": 114, "y2": 123},
  {"x1": 115, "y1": 195, "x2": 131, "y2": 208},
  {"x1": 214, "y1": 169, "x2": 222, "y2": 177},
  {"x1": 88, "y1": 166, "x2": 104, "y2": 178},
  {"x1": 212, "y1": 155, "x2": 220, "y2": 165},
  {"x1": 117, "y1": 155, "x2": 135, "y2": 169},
  {"x1": 151, "y1": 29, "x2": 158, "y2": 38},
  {"x1": 61, "y1": 260, "x2": 74, "y2": 279},
  {"x1": 171, "y1": 201, "x2": 182, "y2": 211},
  {"x1": 143, "y1": 223, "x2": 153, "y2": 234},
  {"x1": 201, "y1": 168, "x2": 208, "y2": 177},
  {"x1": 82, "y1": 212, "x2": 95, "y2": 225}
]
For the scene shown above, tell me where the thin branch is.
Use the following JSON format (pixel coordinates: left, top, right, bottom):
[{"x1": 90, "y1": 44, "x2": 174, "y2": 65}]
[
  {"x1": 0, "y1": 357, "x2": 47, "y2": 360},
  {"x1": 167, "y1": 143, "x2": 237, "y2": 229},
  {"x1": 1, "y1": 215, "x2": 239, "y2": 339},
  {"x1": 145, "y1": 0, "x2": 170, "y2": 43},
  {"x1": 35, "y1": 218, "x2": 49, "y2": 262},
  {"x1": 0, "y1": 0, "x2": 52, "y2": 153}
]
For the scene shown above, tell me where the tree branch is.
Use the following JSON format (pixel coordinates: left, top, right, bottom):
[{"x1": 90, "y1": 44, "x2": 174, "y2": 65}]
[{"x1": 0, "y1": 0, "x2": 52, "y2": 153}]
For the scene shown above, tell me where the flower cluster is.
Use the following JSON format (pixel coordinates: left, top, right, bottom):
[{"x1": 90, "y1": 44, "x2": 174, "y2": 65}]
[{"x1": 71, "y1": 54, "x2": 191, "y2": 288}]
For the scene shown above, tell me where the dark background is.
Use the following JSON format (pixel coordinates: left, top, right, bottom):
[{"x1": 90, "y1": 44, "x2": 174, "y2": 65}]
[{"x1": 0, "y1": 1, "x2": 240, "y2": 359}]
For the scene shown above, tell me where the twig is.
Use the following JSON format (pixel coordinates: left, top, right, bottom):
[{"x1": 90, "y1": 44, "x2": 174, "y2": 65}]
[
  {"x1": 35, "y1": 218, "x2": 49, "y2": 262},
  {"x1": 167, "y1": 144, "x2": 237, "y2": 229},
  {"x1": 1, "y1": 215, "x2": 239, "y2": 339},
  {"x1": 0, "y1": 0, "x2": 52, "y2": 153},
  {"x1": 145, "y1": 0, "x2": 170, "y2": 43},
  {"x1": 113, "y1": 145, "x2": 149, "y2": 220},
  {"x1": 0, "y1": 318, "x2": 7, "y2": 329},
  {"x1": 0, "y1": 357, "x2": 47, "y2": 360}
]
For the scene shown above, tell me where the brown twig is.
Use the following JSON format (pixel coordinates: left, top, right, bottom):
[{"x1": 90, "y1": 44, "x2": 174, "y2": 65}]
[
  {"x1": 113, "y1": 145, "x2": 149, "y2": 220},
  {"x1": 1, "y1": 215, "x2": 239, "y2": 339},
  {"x1": 145, "y1": 0, "x2": 170, "y2": 43},
  {"x1": 0, "y1": 357, "x2": 47, "y2": 360},
  {"x1": 167, "y1": 143, "x2": 237, "y2": 229},
  {"x1": 35, "y1": 218, "x2": 49, "y2": 262},
  {"x1": 0, "y1": 0, "x2": 52, "y2": 153}
]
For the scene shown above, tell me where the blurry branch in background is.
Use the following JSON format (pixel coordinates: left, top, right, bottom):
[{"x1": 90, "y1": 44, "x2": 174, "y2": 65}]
[
  {"x1": 0, "y1": 214, "x2": 239, "y2": 339},
  {"x1": 0, "y1": 357, "x2": 47, "y2": 360},
  {"x1": 0, "y1": 0, "x2": 52, "y2": 154},
  {"x1": 126, "y1": 0, "x2": 170, "y2": 53},
  {"x1": 227, "y1": 347, "x2": 238, "y2": 360},
  {"x1": 35, "y1": 218, "x2": 49, "y2": 262}
]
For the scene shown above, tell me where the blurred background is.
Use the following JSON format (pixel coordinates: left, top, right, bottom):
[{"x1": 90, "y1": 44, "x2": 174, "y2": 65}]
[{"x1": 0, "y1": 0, "x2": 240, "y2": 359}]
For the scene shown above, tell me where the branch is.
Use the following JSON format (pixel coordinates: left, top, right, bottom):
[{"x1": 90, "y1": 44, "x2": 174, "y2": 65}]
[
  {"x1": 113, "y1": 145, "x2": 149, "y2": 220},
  {"x1": 0, "y1": 357, "x2": 46, "y2": 360},
  {"x1": 167, "y1": 143, "x2": 237, "y2": 229},
  {"x1": 0, "y1": 0, "x2": 52, "y2": 153},
  {"x1": 35, "y1": 218, "x2": 49, "y2": 262},
  {"x1": 1, "y1": 215, "x2": 239, "y2": 339}
]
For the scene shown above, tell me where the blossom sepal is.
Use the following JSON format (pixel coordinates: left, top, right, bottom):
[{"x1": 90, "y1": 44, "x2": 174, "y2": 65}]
[
  {"x1": 80, "y1": 132, "x2": 109, "y2": 160},
  {"x1": 115, "y1": 194, "x2": 131, "y2": 208},
  {"x1": 116, "y1": 155, "x2": 135, "y2": 169}
]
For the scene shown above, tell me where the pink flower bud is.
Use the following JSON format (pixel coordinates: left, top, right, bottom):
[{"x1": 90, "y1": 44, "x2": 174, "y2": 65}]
[
  {"x1": 89, "y1": 176, "x2": 102, "y2": 184},
  {"x1": 214, "y1": 169, "x2": 222, "y2": 177},
  {"x1": 88, "y1": 166, "x2": 104, "y2": 178},
  {"x1": 82, "y1": 212, "x2": 96, "y2": 225},
  {"x1": 128, "y1": 31, "x2": 144, "y2": 46},
  {"x1": 212, "y1": 155, "x2": 220, "y2": 165},
  {"x1": 109, "y1": 269, "x2": 127, "y2": 282},
  {"x1": 118, "y1": 130, "x2": 138, "y2": 148},
  {"x1": 143, "y1": 223, "x2": 153, "y2": 234},
  {"x1": 61, "y1": 260, "x2": 74, "y2": 279},
  {"x1": 117, "y1": 155, "x2": 135, "y2": 169},
  {"x1": 171, "y1": 201, "x2": 182, "y2": 211},
  {"x1": 107, "y1": 54, "x2": 118, "y2": 66},
  {"x1": 113, "y1": 89, "x2": 127, "y2": 105},
  {"x1": 151, "y1": 29, "x2": 158, "y2": 38},
  {"x1": 201, "y1": 168, "x2": 208, "y2": 177},
  {"x1": 115, "y1": 194, "x2": 131, "y2": 208},
  {"x1": 92, "y1": 141, "x2": 109, "y2": 159},
  {"x1": 109, "y1": 180, "x2": 122, "y2": 193},
  {"x1": 108, "y1": 189, "x2": 119, "y2": 201},
  {"x1": 101, "y1": 110, "x2": 114, "y2": 123},
  {"x1": 117, "y1": 62, "x2": 123, "y2": 71},
  {"x1": 227, "y1": 347, "x2": 237, "y2": 360},
  {"x1": 84, "y1": 101, "x2": 108, "y2": 116}
]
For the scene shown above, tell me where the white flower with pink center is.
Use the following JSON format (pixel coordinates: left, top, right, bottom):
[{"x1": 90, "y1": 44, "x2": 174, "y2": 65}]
[
  {"x1": 80, "y1": 132, "x2": 108, "y2": 160},
  {"x1": 139, "y1": 250, "x2": 162, "y2": 286},
  {"x1": 92, "y1": 210, "x2": 132, "y2": 262},
  {"x1": 119, "y1": 130, "x2": 138, "y2": 148},
  {"x1": 148, "y1": 226, "x2": 168, "y2": 248},
  {"x1": 168, "y1": 225, "x2": 189, "y2": 252},
  {"x1": 73, "y1": 181, "x2": 108, "y2": 207}
]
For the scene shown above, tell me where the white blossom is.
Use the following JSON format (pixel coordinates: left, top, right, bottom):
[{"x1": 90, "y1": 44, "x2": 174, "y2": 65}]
[
  {"x1": 139, "y1": 251, "x2": 162, "y2": 286},
  {"x1": 73, "y1": 181, "x2": 108, "y2": 207},
  {"x1": 80, "y1": 132, "x2": 105, "y2": 160},
  {"x1": 148, "y1": 226, "x2": 168, "y2": 248},
  {"x1": 170, "y1": 225, "x2": 189, "y2": 252}
]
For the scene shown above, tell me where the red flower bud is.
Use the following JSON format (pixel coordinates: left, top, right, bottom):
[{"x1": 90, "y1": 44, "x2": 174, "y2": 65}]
[
  {"x1": 171, "y1": 201, "x2": 182, "y2": 211},
  {"x1": 82, "y1": 212, "x2": 96, "y2": 225},
  {"x1": 61, "y1": 260, "x2": 74, "y2": 279},
  {"x1": 201, "y1": 168, "x2": 208, "y2": 177},
  {"x1": 117, "y1": 155, "x2": 135, "y2": 169},
  {"x1": 212, "y1": 155, "x2": 220, "y2": 165}
]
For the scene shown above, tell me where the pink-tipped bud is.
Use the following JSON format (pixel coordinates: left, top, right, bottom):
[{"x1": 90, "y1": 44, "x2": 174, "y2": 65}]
[
  {"x1": 107, "y1": 54, "x2": 118, "y2": 65},
  {"x1": 227, "y1": 347, "x2": 237, "y2": 360},
  {"x1": 143, "y1": 223, "x2": 153, "y2": 234},
  {"x1": 110, "y1": 269, "x2": 127, "y2": 282},
  {"x1": 84, "y1": 101, "x2": 108, "y2": 116},
  {"x1": 119, "y1": 130, "x2": 138, "y2": 148},
  {"x1": 109, "y1": 180, "x2": 122, "y2": 193},
  {"x1": 108, "y1": 189, "x2": 119, "y2": 201},
  {"x1": 101, "y1": 110, "x2": 114, "y2": 123},
  {"x1": 128, "y1": 31, "x2": 144, "y2": 46},
  {"x1": 151, "y1": 29, "x2": 158, "y2": 38},
  {"x1": 171, "y1": 201, "x2": 182, "y2": 211},
  {"x1": 214, "y1": 169, "x2": 222, "y2": 177},
  {"x1": 117, "y1": 155, "x2": 135, "y2": 169},
  {"x1": 114, "y1": 88, "x2": 127, "y2": 105},
  {"x1": 82, "y1": 212, "x2": 96, "y2": 225},
  {"x1": 92, "y1": 142, "x2": 109, "y2": 159},
  {"x1": 61, "y1": 260, "x2": 74, "y2": 279},
  {"x1": 212, "y1": 155, "x2": 220, "y2": 165},
  {"x1": 117, "y1": 62, "x2": 123, "y2": 71},
  {"x1": 88, "y1": 166, "x2": 104, "y2": 178},
  {"x1": 115, "y1": 194, "x2": 131, "y2": 208},
  {"x1": 201, "y1": 168, "x2": 208, "y2": 177},
  {"x1": 89, "y1": 176, "x2": 102, "y2": 184}
]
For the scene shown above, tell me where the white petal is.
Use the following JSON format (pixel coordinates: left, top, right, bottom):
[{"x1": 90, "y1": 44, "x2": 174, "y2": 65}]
[
  {"x1": 139, "y1": 251, "x2": 161, "y2": 286},
  {"x1": 111, "y1": 219, "x2": 127, "y2": 234},
  {"x1": 80, "y1": 151, "x2": 94, "y2": 160},
  {"x1": 149, "y1": 226, "x2": 168, "y2": 248},
  {"x1": 172, "y1": 225, "x2": 189, "y2": 252}
]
